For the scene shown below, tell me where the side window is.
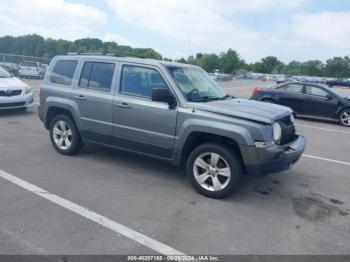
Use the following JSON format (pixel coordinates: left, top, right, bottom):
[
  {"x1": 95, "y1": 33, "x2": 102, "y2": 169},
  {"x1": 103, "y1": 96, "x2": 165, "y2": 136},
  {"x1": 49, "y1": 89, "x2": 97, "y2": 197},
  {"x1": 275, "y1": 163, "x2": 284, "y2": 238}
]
[
  {"x1": 305, "y1": 86, "x2": 329, "y2": 97},
  {"x1": 79, "y1": 62, "x2": 115, "y2": 91},
  {"x1": 120, "y1": 65, "x2": 167, "y2": 98},
  {"x1": 50, "y1": 60, "x2": 77, "y2": 85},
  {"x1": 282, "y1": 84, "x2": 303, "y2": 93}
]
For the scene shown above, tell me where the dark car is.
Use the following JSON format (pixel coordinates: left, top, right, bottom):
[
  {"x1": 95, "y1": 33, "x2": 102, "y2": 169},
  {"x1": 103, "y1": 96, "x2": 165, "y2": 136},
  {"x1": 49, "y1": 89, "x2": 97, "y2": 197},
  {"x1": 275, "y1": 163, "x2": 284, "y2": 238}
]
[
  {"x1": 250, "y1": 82, "x2": 350, "y2": 127},
  {"x1": 326, "y1": 79, "x2": 350, "y2": 88}
]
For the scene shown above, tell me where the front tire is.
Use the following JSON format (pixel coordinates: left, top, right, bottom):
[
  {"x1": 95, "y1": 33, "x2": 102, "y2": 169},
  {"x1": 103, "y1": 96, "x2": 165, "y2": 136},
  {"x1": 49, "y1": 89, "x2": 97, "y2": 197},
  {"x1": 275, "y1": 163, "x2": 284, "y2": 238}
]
[
  {"x1": 186, "y1": 143, "x2": 243, "y2": 199},
  {"x1": 49, "y1": 114, "x2": 83, "y2": 155},
  {"x1": 339, "y1": 109, "x2": 350, "y2": 127}
]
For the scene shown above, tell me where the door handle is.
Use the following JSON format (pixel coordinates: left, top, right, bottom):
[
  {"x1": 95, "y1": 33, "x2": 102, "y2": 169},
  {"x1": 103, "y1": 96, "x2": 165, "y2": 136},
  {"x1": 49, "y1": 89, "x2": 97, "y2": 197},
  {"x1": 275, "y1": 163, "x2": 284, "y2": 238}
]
[
  {"x1": 74, "y1": 95, "x2": 87, "y2": 101},
  {"x1": 115, "y1": 102, "x2": 131, "y2": 109}
]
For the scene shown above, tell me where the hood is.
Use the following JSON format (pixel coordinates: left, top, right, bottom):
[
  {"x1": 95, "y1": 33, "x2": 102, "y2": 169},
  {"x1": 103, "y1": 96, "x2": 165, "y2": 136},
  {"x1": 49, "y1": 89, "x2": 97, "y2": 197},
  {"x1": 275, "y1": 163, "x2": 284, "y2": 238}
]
[
  {"x1": 192, "y1": 98, "x2": 292, "y2": 124},
  {"x1": 0, "y1": 77, "x2": 27, "y2": 90}
]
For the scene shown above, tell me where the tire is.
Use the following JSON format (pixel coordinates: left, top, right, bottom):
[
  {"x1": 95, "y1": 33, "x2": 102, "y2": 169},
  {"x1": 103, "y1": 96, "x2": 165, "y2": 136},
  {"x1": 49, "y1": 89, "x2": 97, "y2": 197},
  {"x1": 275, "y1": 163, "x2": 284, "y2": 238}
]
[
  {"x1": 186, "y1": 143, "x2": 243, "y2": 199},
  {"x1": 49, "y1": 114, "x2": 83, "y2": 155},
  {"x1": 338, "y1": 109, "x2": 350, "y2": 127},
  {"x1": 261, "y1": 98, "x2": 276, "y2": 104}
]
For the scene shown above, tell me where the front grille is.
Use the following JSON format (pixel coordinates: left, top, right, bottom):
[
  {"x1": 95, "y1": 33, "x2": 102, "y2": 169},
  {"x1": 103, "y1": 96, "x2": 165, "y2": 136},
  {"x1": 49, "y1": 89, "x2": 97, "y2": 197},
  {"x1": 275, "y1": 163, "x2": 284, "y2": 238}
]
[
  {"x1": 278, "y1": 115, "x2": 296, "y2": 145},
  {"x1": 0, "y1": 102, "x2": 26, "y2": 108},
  {"x1": 0, "y1": 90, "x2": 22, "y2": 97}
]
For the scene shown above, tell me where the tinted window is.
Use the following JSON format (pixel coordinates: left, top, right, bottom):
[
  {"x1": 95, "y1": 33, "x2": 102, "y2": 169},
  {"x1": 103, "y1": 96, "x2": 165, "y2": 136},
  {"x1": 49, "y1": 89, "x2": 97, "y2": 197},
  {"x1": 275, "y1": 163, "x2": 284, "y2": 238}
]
[
  {"x1": 120, "y1": 65, "x2": 167, "y2": 98},
  {"x1": 279, "y1": 84, "x2": 303, "y2": 93},
  {"x1": 306, "y1": 86, "x2": 329, "y2": 97},
  {"x1": 50, "y1": 60, "x2": 77, "y2": 85},
  {"x1": 79, "y1": 62, "x2": 115, "y2": 91}
]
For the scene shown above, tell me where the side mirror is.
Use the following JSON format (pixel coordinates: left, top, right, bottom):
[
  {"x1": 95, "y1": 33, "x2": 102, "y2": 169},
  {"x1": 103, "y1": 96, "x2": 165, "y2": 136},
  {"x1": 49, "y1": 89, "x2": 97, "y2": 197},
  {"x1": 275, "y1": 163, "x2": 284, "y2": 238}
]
[
  {"x1": 326, "y1": 94, "x2": 333, "y2": 100},
  {"x1": 152, "y1": 88, "x2": 177, "y2": 108}
]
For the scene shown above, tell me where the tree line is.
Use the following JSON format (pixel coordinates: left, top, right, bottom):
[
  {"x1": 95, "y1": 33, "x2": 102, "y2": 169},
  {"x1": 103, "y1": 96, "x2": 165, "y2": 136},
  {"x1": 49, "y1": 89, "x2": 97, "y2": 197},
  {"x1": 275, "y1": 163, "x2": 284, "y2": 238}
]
[
  {"x1": 178, "y1": 50, "x2": 350, "y2": 78},
  {"x1": 0, "y1": 34, "x2": 349, "y2": 78},
  {"x1": 0, "y1": 34, "x2": 162, "y2": 60}
]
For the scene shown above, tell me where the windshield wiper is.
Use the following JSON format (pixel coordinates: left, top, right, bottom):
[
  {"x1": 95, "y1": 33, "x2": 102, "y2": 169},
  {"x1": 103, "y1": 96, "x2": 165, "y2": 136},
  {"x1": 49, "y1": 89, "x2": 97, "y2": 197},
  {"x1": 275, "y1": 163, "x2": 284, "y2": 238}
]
[
  {"x1": 220, "y1": 94, "x2": 233, "y2": 100},
  {"x1": 188, "y1": 96, "x2": 222, "y2": 102}
]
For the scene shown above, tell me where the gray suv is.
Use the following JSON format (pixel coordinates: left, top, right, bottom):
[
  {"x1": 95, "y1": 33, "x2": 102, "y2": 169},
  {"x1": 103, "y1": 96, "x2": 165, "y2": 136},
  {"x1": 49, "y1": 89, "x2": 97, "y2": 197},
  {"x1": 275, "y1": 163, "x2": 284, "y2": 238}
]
[{"x1": 39, "y1": 55, "x2": 306, "y2": 198}]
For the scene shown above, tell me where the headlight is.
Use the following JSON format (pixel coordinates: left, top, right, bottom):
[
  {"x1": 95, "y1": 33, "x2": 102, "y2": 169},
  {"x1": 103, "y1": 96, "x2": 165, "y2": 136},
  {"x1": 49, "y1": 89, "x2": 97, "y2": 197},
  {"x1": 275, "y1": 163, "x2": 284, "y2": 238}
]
[
  {"x1": 24, "y1": 85, "x2": 32, "y2": 94},
  {"x1": 290, "y1": 114, "x2": 295, "y2": 123},
  {"x1": 272, "y1": 122, "x2": 282, "y2": 142}
]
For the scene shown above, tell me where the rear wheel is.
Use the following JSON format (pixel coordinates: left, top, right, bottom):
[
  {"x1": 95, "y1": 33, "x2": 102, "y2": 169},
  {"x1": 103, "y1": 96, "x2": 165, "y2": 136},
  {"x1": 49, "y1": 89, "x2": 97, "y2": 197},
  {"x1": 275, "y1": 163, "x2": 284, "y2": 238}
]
[
  {"x1": 339, "y1": 109, "x2": 350, "y2": 127},
  {"x1": 49, "y1": 114, "x2": 83, "y2": 155},
  {"x1": 186, "y1": 143, "x2": 243, "y2": 199}
]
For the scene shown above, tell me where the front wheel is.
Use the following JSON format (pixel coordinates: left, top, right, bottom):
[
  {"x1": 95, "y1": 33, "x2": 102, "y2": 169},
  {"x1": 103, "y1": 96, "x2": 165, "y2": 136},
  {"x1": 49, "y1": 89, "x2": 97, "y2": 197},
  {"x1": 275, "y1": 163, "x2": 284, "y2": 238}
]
[
  {"x1": 339, "y1": 109, "x2": 350, "y2": 127},
  {"x1": 186, "y1": 143, "x2": 243, "y2": 199},
  {"x1": 49, "y1": 114, "x2": 83, "y2": 155}
]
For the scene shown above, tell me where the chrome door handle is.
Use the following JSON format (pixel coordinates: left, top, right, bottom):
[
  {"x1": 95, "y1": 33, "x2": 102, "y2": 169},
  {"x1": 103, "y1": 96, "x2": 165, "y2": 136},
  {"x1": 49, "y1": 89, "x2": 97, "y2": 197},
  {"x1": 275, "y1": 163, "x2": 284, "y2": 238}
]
[
  {"x1": 116, "y1": 102, "x2": 131, "y2": 109},
  {"x1": 74, "y1": 95, "x2": 87, "y2": 100}
]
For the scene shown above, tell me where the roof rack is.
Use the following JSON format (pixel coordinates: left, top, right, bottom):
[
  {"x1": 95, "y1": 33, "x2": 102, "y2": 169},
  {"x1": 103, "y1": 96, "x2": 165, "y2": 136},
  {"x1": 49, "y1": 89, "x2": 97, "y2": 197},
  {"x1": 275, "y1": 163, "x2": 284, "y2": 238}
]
[{"x1": 66, "y1": 52, "x2": 127, "y2": 57}]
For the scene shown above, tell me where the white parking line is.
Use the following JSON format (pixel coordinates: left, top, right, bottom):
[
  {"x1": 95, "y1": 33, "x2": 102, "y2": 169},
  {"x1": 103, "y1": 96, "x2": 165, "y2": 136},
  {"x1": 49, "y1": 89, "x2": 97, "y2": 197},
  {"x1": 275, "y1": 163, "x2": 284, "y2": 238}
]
[
  {"x1": 0, "y1": 169, "x2": 185, "y2": 256},
  {"x1": 296, "y1": 123, "x2": 350, "y2": 134},
  {"x1": 303, "y1": 154, "x2": 350, "y2": 166}
]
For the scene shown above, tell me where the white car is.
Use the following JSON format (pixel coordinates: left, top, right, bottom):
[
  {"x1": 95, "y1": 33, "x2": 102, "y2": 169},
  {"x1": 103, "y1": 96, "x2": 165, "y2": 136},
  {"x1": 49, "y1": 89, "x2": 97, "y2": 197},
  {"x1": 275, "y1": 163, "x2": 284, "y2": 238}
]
[
  {"x1": 0, "y1": 66, "x2": 34, "y2": 110},
  {"x1": 19, "y1": 61, "x2": 44, "y2": 79}
]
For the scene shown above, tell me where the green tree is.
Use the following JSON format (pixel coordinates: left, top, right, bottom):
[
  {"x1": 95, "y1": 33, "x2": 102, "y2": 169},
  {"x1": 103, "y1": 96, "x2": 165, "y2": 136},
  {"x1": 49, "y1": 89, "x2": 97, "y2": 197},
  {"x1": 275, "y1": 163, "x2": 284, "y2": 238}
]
[
  {"x1": 219, "y1": 49, "x2": 243, "y2": 73},
  {"x1": 300, "y1": 60, "x2": 324, "y2": 76},
  {"x1": 283, "y1": 61, "x2": 301, "y2": 75},
  {"x1": 196, "y1": 54, "x2": 220, "y2": 72},
  {"x1": 324, "y1": 57, "x2": 350, "y2": 78},
  {"x1": 253, "y1": 56, "x2": 285, "y2": 74}
]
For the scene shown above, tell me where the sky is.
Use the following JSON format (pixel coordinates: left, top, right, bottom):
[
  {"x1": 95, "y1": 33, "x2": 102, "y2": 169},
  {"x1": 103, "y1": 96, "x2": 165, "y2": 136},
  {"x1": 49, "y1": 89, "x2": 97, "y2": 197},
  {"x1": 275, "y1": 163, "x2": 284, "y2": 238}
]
[{"x1": 0, "y1": 0, "x2": 350, "y2": 63}]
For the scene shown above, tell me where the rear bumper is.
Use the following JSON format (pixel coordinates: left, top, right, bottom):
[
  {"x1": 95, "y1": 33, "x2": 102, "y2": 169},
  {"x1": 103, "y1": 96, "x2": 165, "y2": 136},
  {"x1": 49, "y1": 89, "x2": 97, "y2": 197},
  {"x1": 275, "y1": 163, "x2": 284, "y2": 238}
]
[
  {"x1": 0, "y1": 92, "x2": 34, "y2": 110},
  {"x1": 19, "y1": 71, "x2": 41, "y2": 77},
  {"x1": 242, "y1": 134, "x2": 306, "y2": 176}
]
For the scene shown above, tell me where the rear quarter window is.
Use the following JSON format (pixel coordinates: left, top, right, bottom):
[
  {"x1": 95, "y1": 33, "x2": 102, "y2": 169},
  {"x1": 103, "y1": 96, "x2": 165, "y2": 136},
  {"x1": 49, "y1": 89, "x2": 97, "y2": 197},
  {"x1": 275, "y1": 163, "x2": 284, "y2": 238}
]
[{"x1": 50, "y1": 60, "x2": 77, "y2": 85}]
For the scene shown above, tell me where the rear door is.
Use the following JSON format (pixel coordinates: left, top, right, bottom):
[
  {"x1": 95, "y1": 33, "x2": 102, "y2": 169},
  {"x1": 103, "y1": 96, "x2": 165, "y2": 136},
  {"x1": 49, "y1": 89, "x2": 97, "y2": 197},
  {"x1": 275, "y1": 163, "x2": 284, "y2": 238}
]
[
  {"x1": 112, "y1": 63, "x2": 178, "y2": 159},
  {"x1": 276, "y1": 83, "x2": 305, "y2": 113},
  {"x1": 71, "y1": 60, "x2": 117, "y2": 141},
  {"x1": 303, "y1": 85, "x2": 339, "y2": 118}
]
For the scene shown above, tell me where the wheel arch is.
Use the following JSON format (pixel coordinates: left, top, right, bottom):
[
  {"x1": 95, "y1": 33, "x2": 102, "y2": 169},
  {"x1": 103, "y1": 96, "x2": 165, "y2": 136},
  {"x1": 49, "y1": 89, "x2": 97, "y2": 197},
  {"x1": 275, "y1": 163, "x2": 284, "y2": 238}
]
[{"x1": 176, "y1": 131, "x2": 245, "y2": 172}]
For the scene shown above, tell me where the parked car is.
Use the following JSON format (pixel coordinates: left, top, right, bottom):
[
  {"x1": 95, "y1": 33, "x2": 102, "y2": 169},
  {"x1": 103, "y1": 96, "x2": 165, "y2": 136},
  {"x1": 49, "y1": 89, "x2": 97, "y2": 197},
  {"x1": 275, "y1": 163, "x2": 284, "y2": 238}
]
[
  {"x1": 326, "y1": 79, "x2": 350, "y2": 88},
  {"x1": 0, "y1": 62, "x2": 19, "y2": 76},
  {"x1": 0, "y1": 66, "x2": 34, "y2": 110},
  {"x1": 19, "y1": 61, "x2": 44, "y2": 79},
  {"x1": 39, "y1": 55, "x2": 305, "y2": 198},
  {"x1": 250, "y1": 82, "x2": 350, "y2": 127}
]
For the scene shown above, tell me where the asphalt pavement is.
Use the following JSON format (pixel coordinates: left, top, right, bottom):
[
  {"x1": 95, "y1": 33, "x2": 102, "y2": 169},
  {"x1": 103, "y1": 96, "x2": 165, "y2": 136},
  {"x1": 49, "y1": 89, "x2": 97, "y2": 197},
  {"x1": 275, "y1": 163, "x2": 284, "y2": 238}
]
[{"x1": 0, "y1": 79, "x2": 349, "y2": 255}]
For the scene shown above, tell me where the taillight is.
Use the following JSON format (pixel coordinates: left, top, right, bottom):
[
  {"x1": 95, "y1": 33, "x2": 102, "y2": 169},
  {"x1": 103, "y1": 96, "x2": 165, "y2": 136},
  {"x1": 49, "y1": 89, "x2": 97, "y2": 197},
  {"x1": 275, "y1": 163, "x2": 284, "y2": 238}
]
[{"x1": 252, "y1": 87, "x2": 260, "y2": 96}]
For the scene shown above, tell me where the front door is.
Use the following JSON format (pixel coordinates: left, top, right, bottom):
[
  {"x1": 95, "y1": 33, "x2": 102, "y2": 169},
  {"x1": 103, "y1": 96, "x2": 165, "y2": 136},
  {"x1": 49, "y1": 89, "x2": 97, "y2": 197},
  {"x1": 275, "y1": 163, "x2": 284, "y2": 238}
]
[
  {"x1": 304, "y1": 85, "x2": 339, "y2": 118},
  {"x1": 112, "y1": 64, "x2": 178, "y2": 159}
]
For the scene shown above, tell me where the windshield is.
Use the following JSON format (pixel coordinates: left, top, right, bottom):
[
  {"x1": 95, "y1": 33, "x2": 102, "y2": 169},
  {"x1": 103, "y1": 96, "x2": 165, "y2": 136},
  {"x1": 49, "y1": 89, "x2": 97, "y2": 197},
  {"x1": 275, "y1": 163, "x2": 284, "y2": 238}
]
[
  {"x1": 20, "y1": 62, "x2": 38, "y2": 67},
  {"x1": 0, "y1": 66, "x2": 11, "y2": 78},
  {"x1": 167, "y1": 66, "x2": 228, "y2": 101}
]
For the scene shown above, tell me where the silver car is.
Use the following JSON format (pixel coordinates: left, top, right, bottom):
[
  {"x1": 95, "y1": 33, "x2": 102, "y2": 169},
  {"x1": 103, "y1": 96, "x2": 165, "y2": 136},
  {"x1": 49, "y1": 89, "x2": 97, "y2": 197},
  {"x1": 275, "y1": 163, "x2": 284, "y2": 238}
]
[
  {"x1": 0, "y1": 66, "x2": 34, "y2": 110},
  {"x1": 39, "y1": 55, "x2": 305, "y2": 198}
]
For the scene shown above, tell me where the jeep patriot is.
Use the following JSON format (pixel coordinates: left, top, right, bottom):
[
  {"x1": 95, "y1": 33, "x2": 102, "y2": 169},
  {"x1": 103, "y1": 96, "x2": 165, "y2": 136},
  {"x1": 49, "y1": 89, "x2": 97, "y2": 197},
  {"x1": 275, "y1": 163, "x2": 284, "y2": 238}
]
[{"x1": 39, "y1": 55, "x2": 306, "y2": 198}]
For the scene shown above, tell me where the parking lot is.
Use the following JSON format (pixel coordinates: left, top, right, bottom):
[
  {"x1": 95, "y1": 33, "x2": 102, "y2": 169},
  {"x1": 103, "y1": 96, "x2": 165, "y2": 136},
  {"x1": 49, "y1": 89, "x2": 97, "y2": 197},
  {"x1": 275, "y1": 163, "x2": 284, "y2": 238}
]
[{"x1": 0, "y1": 79, "x2": 349, "y2": 255}]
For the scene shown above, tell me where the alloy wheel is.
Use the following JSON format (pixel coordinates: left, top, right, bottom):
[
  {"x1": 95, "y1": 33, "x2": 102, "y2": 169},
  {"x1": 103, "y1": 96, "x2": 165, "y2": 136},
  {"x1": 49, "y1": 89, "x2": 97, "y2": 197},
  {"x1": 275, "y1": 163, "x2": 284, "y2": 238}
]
[
  {"x1": 193, "y1": 152, "x2": 231, "y2": 192},
  {"x1": 52, "y1": 120, "x2": 73, "y2": 150},
  {"x1": 340, "y1": 111, "x2": 350, "y2": 126}
]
